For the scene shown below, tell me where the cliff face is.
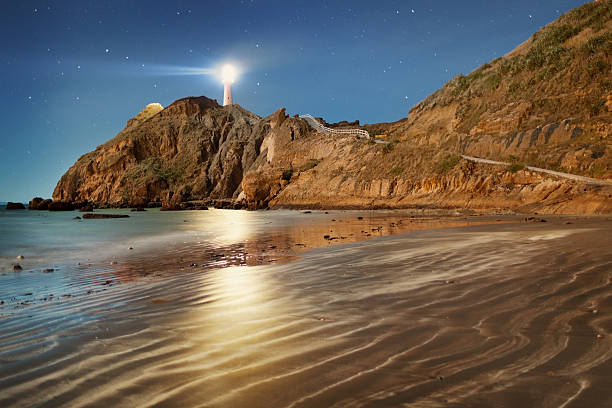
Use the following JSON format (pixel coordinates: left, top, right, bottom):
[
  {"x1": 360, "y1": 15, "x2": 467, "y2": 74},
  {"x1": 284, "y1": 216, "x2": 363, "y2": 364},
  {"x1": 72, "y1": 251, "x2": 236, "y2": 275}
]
[{"x1": 53, "y1": 1, "x2": 612, "y2": 214}]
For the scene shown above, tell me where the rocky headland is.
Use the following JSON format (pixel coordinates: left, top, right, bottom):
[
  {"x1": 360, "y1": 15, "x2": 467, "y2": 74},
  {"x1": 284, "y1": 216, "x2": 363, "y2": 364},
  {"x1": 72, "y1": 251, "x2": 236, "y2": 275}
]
[{"x1": 51, "y1": 0, "x2": 612, "y2": 214}]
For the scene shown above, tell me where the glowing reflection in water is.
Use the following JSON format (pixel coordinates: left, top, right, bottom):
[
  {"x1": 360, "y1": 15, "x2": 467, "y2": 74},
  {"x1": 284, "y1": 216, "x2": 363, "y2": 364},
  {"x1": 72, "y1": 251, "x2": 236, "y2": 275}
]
[{"x1": 192, "y1": 209, "x2": 254, "y2": 245}]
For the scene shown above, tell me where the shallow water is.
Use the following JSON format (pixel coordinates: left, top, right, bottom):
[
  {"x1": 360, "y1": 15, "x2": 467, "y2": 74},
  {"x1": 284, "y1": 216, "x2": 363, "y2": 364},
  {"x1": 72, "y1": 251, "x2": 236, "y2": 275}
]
[{"x1": 1, "y1": 211, "x2": 612, "y2": 407}]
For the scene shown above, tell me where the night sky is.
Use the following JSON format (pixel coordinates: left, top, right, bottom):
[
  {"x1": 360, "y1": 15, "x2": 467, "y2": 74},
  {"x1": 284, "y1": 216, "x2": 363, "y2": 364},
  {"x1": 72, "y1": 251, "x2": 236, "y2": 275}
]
[{"x1": 1, "y1": 0, "x2": 587, "y2": 202}]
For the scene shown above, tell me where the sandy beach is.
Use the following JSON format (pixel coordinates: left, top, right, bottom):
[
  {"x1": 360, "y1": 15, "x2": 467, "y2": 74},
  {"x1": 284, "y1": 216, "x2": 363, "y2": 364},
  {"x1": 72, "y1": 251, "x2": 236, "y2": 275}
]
[{"x1": 1, "y1": 212, "x2": 612, "y2": 407}]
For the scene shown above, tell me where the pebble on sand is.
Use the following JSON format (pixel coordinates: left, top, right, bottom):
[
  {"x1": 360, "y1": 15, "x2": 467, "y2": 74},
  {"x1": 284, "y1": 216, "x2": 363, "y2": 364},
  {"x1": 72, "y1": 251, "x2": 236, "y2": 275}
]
[
  {"x1": 17, "y1": 255, "x2": 24, "y2": 259},
  {"x1": 13, "y1": 264, "x2": 23, "y2": 272}
]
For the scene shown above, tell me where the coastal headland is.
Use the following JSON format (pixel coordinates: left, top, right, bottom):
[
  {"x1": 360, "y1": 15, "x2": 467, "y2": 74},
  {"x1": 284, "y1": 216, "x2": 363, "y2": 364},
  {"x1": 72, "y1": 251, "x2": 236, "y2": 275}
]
[{"x1": 42, "y1": 1, "x2": 612, "y2": 215}]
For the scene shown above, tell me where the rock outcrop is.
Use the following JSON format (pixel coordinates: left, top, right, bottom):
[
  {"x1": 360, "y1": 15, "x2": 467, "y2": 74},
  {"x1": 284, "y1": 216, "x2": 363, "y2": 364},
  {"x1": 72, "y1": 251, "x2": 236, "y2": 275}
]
[{"x1": 53, "y1": 96, "x2": 266, "y2": 206}]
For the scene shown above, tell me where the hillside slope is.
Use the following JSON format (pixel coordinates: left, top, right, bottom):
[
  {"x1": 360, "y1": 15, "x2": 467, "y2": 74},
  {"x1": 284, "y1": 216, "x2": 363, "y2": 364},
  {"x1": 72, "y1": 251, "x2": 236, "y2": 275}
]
[{"x1": 378, "y1": 0, "x2": 612, "y2": 179}]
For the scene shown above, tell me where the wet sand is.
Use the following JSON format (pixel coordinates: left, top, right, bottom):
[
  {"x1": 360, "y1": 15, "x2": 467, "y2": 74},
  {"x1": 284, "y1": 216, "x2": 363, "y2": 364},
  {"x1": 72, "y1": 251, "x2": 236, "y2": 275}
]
[{"x1": 1, "y1": 212, "x2": 612, "y2": 407}]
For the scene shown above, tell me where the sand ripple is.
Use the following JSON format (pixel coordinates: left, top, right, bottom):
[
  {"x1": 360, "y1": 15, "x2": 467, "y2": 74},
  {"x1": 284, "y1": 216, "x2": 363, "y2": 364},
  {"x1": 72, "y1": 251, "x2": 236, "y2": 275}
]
[{"x1": 1, "y1": 218, "x2": 612, "y2": 407}]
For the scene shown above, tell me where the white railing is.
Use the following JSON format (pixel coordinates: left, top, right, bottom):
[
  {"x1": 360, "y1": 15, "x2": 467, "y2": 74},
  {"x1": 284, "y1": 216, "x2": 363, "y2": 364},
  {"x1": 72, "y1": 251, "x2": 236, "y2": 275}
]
[
  {"x1": 299, "y1": 114, "x2": 371, "y2": 139},
  {"x1": 461, "y1": 154, "x2": 612, "y2": 186}
]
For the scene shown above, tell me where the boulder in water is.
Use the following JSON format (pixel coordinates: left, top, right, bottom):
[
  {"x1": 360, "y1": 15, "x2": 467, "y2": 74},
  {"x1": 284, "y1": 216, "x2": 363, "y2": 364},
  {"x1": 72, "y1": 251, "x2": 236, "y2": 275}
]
[{"x1": 6, "y1": 202, "x2": 25, "y2": 210}]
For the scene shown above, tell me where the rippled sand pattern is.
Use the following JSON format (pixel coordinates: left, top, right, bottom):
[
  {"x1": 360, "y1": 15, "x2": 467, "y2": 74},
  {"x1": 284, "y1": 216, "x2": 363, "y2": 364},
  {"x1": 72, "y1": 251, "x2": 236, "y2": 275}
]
[{"x1": 1, "y1": 218, "x2": 612, "y2": 407}]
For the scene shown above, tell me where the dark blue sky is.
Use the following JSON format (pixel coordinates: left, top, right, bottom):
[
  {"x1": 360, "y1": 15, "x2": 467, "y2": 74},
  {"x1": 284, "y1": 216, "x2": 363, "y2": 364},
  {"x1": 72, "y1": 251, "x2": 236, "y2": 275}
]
[{"x1": 1, "y1": 0, "x2": 587, "y2": 202}]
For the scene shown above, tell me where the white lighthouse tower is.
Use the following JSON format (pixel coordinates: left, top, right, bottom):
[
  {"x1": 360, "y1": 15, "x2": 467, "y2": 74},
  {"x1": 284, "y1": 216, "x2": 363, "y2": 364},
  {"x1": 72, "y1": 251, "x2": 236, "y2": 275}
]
[{"x1": 221, "y1": 64, "x2": 235, "y2": 106}]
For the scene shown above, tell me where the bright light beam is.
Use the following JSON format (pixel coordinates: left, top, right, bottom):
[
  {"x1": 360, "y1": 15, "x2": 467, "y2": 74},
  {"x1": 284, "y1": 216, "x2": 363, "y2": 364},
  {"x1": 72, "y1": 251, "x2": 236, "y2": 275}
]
[{"x1": 145, "y1": 65, "x2": 215, "y2": 76}]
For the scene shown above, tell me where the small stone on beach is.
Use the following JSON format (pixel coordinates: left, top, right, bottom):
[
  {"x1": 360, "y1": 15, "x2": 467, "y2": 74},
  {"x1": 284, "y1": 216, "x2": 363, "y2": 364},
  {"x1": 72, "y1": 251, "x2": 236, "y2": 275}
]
[
  {"x1": 17, "y1": 255, "x2": 24, "y2": 259},
  {"x1": 42, "y1": 268, "x2": 54, "y2": 273},
  {"x1": 13, "y1": 264, "x2": 23, "y2": 272},
  {"x1": 597, "y1": 334, "x2": 604, "y2": 339}
]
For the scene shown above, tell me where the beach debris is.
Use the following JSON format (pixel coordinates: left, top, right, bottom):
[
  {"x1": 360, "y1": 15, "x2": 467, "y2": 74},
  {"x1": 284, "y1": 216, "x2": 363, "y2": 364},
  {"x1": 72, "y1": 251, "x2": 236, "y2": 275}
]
[
  {"x1": 16, "y1": 255, "x2": 24, "y2": 259},
  {"x1": 13, "y1": 264, "x2": 23, "y2": 272},
  {"x1": 83, "y1": 213, "x2": 129, "y2": 219},
  {"x1": 524, "y1": 216, "x2": 547, "y2": 223},
  {"x1": 42, "y1": 268, "x2": 54, "y2": 273}
]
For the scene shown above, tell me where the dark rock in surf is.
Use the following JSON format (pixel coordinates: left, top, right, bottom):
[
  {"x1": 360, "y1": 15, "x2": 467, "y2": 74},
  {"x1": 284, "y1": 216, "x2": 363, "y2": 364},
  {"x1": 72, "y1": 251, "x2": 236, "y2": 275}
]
[
  {"x1": 48, "y1": 201, "x2": 75, "y2": 211},
  {"x1": 29, "y1": 197, "x2": 50, "y2": 210},
  {"x1": 6, "y1": 202, "x2": 26, "y2": 210}
]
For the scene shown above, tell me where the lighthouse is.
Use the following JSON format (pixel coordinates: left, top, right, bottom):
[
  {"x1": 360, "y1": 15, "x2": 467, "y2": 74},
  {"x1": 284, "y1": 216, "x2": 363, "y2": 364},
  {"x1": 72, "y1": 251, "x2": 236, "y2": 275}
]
[{"x1": 221, "y1": 64, "x2": 235, "y2": 106}]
